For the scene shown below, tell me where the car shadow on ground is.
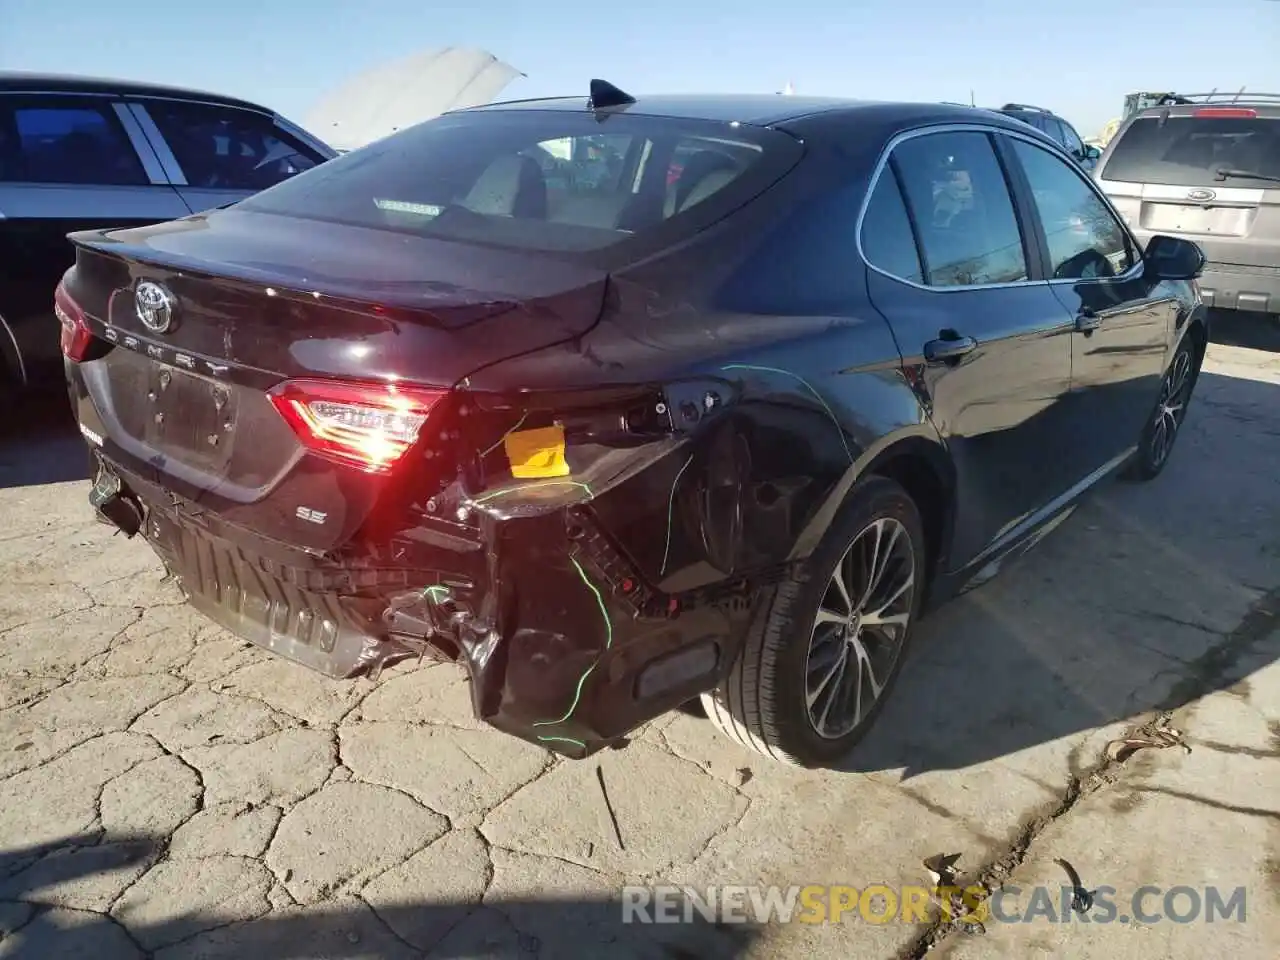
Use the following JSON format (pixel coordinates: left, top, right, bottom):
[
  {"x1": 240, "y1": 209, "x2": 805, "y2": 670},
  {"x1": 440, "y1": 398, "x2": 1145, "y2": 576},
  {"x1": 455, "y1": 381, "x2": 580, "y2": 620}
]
[
  {"x1": 1207, "y1": 308, "x2": 1280, "y2": 352},
  {"x1": 0, "y1": 387, "x2": 85, "y2": 490},
  {"x1": 837, "y1": 364, "x2": 1279, "y2": 779},
  {"x1": 0, "y1": 836, "x2": 762, "y2": 959}
]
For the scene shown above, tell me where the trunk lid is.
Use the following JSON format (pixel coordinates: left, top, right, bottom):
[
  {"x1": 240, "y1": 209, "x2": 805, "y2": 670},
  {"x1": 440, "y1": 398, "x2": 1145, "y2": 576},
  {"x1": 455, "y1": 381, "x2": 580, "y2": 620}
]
[
  {"x1": 69, "y1": 207, "x2": 606, "y2": 380},
  {"x1": 66, "y1": 208, "x2": 608, "y2": 554}
]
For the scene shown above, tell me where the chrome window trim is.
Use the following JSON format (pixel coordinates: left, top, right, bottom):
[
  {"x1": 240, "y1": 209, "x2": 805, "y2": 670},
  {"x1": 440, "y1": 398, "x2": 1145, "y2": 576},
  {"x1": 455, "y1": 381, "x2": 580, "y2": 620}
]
[
  {"x1": 856, "y1": 122, "x2": 1147, "y2": 292},
  {"x1": 111, "y1": 101, "x2": 169, "y2": 185},
  {"x1": 126, "y1": 102, "x2": 188, "y2": 185},
  {"x1": 855, "y1": 122, "x2": 1043, "y2": 292}
]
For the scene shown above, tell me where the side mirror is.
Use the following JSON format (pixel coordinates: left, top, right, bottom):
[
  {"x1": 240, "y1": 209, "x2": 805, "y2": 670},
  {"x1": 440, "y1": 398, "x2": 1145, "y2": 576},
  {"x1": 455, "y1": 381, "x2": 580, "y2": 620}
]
[
  {"x1": 1144, "y1": 234, "x2": 1206, "y2": 281},
  {"x1": 1084, "y1": 145, "x2": 1102, "y2": 161}
]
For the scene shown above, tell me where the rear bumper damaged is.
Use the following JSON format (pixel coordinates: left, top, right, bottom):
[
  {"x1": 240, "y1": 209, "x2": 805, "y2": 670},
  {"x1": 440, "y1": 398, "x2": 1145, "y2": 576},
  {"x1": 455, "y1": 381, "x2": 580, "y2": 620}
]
[
  {"x1": 91, "y1": 451, "x2": 776, "y2": 759},
  {"x1": 73, "y1": 348, "x2": 872, "y2": 759}
]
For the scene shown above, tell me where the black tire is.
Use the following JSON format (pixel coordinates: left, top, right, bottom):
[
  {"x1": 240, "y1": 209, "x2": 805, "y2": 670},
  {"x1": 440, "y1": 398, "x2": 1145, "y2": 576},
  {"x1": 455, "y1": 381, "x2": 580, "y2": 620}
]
[
  {"x1": 1122, "y1": 336, "x2": 1197, "y2": 482},
  {"x1": 701, "y1": 475, "x2": 927, "y2": 767}
]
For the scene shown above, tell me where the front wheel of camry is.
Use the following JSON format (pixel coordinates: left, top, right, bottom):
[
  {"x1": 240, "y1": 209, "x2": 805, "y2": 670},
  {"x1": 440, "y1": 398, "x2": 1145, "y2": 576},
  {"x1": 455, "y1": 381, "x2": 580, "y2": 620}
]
[
  {"x1": 1123, "y1": 336, "x2": 1197, "y2": 482},
  {"x1": 701, "y1": 476, "x2": 926, "y2": 767}
]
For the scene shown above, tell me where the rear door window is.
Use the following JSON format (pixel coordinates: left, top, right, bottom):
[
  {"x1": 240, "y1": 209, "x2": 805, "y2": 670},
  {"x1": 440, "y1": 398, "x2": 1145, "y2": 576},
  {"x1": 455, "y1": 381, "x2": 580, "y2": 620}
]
[
  {"x1": 141, "y1": 100, "x2": 323, "y2": 190},
  {"x1": 890, "y1": 131, "x2": 1029, "y2": 287},
  {"x1": 237, "y1": 110, "x2": 803, "y2": 260},
  {"x1": 0, "y1": 97, "x2": 146, "y2": 185},
  {"x1": 1101, "y1": 115, "x2": 1280, "y2": 188}
]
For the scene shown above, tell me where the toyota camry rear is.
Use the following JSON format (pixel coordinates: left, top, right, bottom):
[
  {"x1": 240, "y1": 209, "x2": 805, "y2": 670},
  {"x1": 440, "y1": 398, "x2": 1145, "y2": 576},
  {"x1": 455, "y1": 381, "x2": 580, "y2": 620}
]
[{"x1": 59, "y1": 94, "x2": 810, "y2": 757}]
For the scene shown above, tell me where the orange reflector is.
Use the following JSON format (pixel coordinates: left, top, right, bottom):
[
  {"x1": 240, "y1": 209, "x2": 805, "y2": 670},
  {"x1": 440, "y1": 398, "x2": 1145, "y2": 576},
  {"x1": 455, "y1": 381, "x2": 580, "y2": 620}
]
[{"x1": 504, "y1": 425, "x2": 570, "y2": 478}]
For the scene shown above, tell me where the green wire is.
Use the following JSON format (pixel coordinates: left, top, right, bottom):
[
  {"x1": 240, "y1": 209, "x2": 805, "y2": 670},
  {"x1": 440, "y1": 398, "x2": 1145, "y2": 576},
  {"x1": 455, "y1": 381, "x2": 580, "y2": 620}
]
[
  {"x1": 532, "y1": 555, "x2": 613, "y2": 731},
  {"x1": 660, "y1": 453, "x2": 695, "y2": 576},
  {"x1": 481, "y1": 412, "x2": 529, "y2": 458},
  {"x1": 722, "y1": 362, "x2": 855, "y2": 464},
  {"x1": 472, "y1": 479, "x2": 593, "y2": 505},
  {"x1": 535, "y1": 735, "x2": 587, "y2": 750}
]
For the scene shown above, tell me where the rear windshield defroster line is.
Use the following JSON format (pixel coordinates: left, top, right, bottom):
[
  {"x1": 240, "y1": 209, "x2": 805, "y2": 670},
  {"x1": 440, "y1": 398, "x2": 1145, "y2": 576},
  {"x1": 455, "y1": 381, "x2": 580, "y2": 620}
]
[
  {"x1": 237, "y1": 109, "x2": 804, "y2": 267},
  {"x1": 1101, "y1": 116, "x2": 1280, "y2": 189}
]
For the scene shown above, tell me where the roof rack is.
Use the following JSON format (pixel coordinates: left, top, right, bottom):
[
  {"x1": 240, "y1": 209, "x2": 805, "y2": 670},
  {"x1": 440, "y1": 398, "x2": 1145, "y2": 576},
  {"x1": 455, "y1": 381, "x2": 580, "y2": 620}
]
[
  {"x1": 1148, "y1": 90, "x2": 1280, "y2": 106},
  {"x1": 1000, "y1": 102, "x2": 1053, "y2": 114}
]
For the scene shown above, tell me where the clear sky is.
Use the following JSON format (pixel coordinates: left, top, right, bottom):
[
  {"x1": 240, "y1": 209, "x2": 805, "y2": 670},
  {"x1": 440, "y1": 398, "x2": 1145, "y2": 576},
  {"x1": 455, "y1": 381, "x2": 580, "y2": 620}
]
[{"x1": 2, "y1": 0, "x2": 1277, "y2": 140}]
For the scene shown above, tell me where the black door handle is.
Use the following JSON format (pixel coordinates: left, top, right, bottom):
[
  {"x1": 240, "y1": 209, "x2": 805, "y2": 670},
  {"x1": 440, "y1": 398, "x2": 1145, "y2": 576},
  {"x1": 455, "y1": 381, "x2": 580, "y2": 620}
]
[
  {"x1": 1076, "y1": 309, "x2": 1102, "y2": 333},
  {"x1": 923, "y1": 335, "x2": 977, "y2": 363}
]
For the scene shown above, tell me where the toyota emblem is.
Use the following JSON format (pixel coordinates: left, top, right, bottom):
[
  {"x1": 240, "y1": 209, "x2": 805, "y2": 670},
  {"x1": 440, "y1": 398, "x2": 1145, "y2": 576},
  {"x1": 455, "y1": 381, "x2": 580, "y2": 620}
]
[{"x1": 135, "y1": 281, "x2": 176, "y2": 334}]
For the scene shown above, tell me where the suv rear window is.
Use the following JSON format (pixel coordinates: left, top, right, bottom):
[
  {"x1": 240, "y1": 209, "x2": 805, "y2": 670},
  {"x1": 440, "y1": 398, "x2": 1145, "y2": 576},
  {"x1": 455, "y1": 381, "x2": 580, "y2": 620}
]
[
  {"x1": 1101, "y1": 115, "x2": 1280, "y2": 188},
  {"x1": 237, "y1": 109, "x2": 802, "y2": 257}
]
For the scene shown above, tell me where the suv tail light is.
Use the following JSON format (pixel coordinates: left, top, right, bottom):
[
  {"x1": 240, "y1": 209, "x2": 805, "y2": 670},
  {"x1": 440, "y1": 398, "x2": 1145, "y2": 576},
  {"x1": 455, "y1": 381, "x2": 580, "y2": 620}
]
[
  {"x1": 268, "y1": 379, "x2": 447, "y2": 473},
  {"x1": 1193, "y1": 107, "x2": 1257, "y2": 119},
  {"x1": 54, "y1": 281, "x2": 95, "y2": 362}
]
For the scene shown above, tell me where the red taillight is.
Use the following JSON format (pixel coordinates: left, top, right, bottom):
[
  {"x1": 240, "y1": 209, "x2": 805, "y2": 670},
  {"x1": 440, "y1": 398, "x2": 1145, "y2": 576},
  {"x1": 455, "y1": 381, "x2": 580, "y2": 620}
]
[
  {"x1": 267, "y1": 379, "x2": 446, "y2": 473},
  {"x1": 54, "y1": 281, "x2": 95, "y2": 362},
  {"x1": 1193, "y1": 107, "x2": 1257, "y2": 119}
]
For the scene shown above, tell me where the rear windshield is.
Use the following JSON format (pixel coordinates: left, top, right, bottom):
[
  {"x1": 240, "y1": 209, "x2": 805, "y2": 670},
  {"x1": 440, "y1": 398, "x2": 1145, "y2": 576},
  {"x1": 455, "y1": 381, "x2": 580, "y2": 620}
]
[
  {"x1": 1101, "y1": 115, "x2": 1280, "y2": 188},
  {"x1": 237, "y1": 109, "x2": 801, "y2": 259}
]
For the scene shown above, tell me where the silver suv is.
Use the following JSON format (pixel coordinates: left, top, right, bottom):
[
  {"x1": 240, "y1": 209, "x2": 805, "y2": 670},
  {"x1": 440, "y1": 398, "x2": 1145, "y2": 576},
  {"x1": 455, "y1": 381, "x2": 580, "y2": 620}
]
[{"x1": 1095, "y1": 93, "x2": 1280, "y2": 320}]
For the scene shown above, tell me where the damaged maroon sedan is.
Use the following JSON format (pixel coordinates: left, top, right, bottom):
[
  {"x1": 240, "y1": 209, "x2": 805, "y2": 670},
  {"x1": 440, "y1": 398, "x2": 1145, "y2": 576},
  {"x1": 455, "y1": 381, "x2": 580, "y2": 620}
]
[{"x1": 60, "y1": 82, "x2": 1206, "y2": 766}]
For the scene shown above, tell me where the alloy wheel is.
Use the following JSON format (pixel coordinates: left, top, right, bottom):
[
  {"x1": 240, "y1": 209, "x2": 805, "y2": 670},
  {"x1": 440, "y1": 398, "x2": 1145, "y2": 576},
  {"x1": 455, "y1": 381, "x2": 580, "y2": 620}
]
[
  {"x1": 1150, "y1": 348, "x2": 1193, "y2": 469},
  {"x1": 805, "y1": 516, "x2": 916, "y2": 740}
]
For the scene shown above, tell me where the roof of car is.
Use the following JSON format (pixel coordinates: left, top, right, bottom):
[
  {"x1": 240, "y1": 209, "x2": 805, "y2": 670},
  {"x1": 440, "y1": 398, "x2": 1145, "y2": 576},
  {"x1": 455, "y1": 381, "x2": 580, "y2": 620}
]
[
  {"x1": 0, "y1": 71, "x2": 274, "y2": 114},
  {"x1": 465, "y1": 93, "x2": 1009, "y2": 129}
]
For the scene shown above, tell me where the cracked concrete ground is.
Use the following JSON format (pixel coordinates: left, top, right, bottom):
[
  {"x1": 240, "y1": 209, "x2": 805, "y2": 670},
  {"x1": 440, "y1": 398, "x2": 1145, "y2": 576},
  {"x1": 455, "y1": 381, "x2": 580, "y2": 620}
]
[{"x1": 1, "y1": 323, "x2": 1277, "y2": 959}]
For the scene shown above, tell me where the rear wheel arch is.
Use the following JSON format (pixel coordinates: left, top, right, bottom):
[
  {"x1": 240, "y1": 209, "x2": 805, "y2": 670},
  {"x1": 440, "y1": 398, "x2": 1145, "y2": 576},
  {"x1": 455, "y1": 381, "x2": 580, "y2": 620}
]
[
  {"x1": 861, "y1": 436, "x2": 956, "y2": 589},
  {"x1": 0, "y1": 309, "x2": 26, "y2": 389},
  {"x1": 701, "y1": 472, "x2": 929, "y2": 765},
  {"x1": 699, "y1": 433, "x2": 954, "y2": 765}
]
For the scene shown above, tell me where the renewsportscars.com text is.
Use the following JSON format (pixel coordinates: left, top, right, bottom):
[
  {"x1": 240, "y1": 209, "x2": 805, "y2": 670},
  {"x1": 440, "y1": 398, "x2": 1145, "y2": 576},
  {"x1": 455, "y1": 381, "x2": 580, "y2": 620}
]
[{"x1": 621, "y1": 884, "x2": 1248, "y2": 926}]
